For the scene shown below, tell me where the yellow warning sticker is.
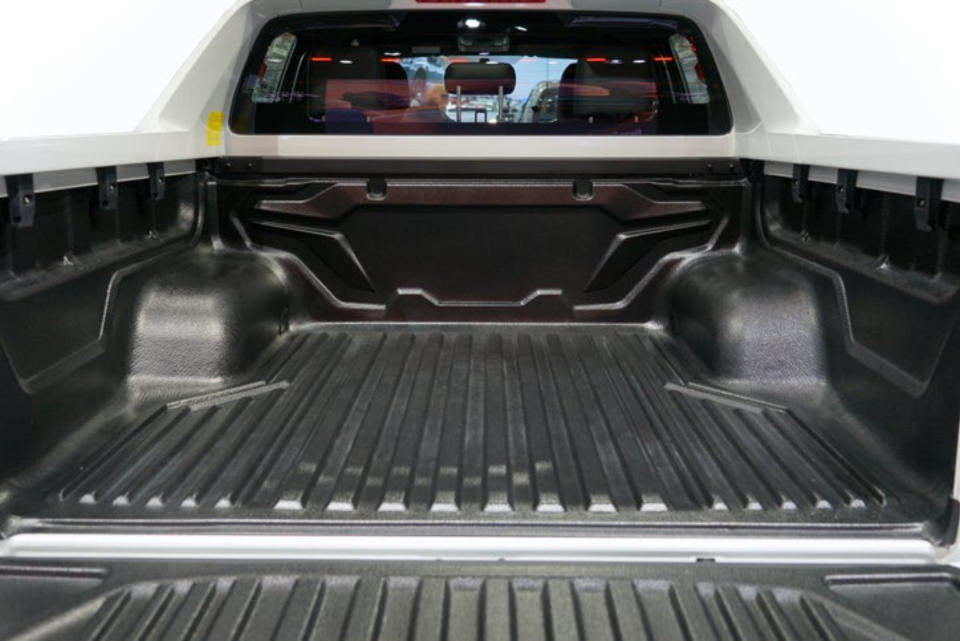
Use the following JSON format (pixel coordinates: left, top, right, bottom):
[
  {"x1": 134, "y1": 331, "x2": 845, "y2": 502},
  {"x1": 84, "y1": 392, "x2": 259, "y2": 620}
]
[{"x1": 205, "y1": 111, "x2": 224, "y2": 147}]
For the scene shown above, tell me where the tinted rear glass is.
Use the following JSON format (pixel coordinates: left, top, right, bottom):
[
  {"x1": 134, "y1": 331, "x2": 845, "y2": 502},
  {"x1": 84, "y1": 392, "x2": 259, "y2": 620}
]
[{"x1": 231, "y1": 12, "x2": 730, "y2": 136}]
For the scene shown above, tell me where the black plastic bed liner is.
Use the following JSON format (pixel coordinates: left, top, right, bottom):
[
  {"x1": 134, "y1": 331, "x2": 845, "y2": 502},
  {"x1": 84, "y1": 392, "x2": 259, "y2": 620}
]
[
  {"x1": 4, "y1": 324, "x2": 932, "y2": 529},
  {"x1": 3, "y1": 558, "x2": 960, "y2": 641}
]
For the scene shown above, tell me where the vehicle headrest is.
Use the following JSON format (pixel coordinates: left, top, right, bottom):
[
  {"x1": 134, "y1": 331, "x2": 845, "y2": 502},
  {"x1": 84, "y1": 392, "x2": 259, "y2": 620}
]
[
  {"x1": 571, "y1": 49, "x2": 656, "y2": 119},
  {"x1": 306, "y1": 48, "x2": 380, "y2": 113},
  {"x1": 444, "y1": 62, "x2": 516, "y2": 95},
  {"x1": 382, "y1": 61, "x2": 408, "y2": 81}
]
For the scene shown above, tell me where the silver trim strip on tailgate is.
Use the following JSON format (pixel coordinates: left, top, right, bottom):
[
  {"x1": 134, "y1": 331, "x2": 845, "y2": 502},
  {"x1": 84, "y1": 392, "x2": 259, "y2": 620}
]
[{"x1": 0, "y1": 534, "x2": 939, "y2": 565}]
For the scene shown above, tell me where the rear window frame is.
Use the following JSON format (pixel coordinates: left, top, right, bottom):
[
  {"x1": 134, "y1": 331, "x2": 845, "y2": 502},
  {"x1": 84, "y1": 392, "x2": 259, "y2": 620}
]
[{"x1": 228, "y1": 11, "x2": 732, "y2": 137}]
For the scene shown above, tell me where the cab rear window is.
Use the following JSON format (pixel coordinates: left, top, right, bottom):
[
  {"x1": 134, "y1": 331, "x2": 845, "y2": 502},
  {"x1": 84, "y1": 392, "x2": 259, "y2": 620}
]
[{"x1": 230, "y1": 12, "x2": 730, "y2": 136}]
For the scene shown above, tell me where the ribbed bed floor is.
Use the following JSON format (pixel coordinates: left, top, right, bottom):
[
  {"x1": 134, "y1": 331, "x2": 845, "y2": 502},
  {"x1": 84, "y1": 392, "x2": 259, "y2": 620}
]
[
  {"x1": 7, "y1": 559, "x2": 954, "y2": 641},
  {"x1": 12, "y1": 324, "x2": 928, "y2": 525},
  {"x1": 8, "y1": 561, "x2": 949, "y2": 641}
]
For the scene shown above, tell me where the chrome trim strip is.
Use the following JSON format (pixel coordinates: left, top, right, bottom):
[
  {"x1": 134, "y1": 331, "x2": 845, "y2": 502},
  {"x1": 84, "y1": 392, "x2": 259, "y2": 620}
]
[{"x1": 0, "y1": 534, "x2": 938, "y2": 565}]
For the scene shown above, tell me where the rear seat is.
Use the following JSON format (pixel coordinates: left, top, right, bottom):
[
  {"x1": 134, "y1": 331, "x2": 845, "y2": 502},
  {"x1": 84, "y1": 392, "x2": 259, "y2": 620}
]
[{"x1": 559, "y1": 51, "x2": 658, "y2": 132}]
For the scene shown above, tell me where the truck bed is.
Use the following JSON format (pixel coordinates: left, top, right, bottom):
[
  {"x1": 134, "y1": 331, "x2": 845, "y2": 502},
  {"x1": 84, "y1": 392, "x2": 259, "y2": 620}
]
[
  {"x1": 0, "y1": 169, "x2": 955, "y2": 539},
  {"x1": 6, "y1": 323, "x2": 927, "y2": 528}
]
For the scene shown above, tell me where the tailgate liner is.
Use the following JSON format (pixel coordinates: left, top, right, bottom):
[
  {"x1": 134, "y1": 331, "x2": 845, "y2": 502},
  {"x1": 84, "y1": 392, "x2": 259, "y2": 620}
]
[
  {"x1": 2, "y1": 559, "x2": 959, "y2": 641},
  {"x1": 6, "y1": 324, "x2": 929, "y2": 527}
]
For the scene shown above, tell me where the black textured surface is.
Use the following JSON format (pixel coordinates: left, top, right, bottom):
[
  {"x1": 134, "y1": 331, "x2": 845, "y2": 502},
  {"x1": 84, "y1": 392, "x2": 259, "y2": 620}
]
[
  {"x1": 223, "y1": 177, "x2": 729, "y2": 322},
  {"x1": 3, "y1": 559, "x2": 960, "y2": 641},
  {"x1": 3, "y1": 171, "x2": 956, "y2": 535},
  {"x1": 9, "y1": 324, "x2": 927, "y2": 526}
]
